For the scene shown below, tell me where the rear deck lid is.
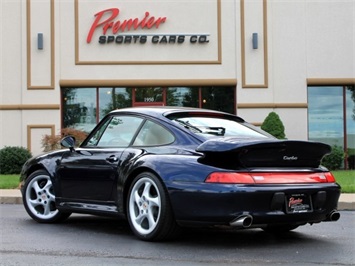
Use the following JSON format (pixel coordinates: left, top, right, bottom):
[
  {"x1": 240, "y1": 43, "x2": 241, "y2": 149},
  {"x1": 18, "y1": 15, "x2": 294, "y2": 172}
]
[{"x1": 196, "y1": 137, "x2": 331, "y2": 168}]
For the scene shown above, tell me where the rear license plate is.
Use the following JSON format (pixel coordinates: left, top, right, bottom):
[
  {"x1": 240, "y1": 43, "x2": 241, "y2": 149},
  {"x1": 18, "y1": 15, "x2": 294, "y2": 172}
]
[{"x1": 286, "y1": 194, "x2": 313, "y2": 213}]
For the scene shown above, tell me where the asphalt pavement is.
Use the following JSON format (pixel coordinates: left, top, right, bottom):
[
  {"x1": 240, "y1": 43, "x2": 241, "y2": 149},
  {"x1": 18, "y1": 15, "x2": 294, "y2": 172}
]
[{"x1": 0, "y1": 189, "x2": 354, "y2": 210}]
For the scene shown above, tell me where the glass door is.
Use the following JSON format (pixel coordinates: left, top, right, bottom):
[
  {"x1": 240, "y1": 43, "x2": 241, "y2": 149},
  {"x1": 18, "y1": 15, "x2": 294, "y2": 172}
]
[{"x1": 132, "y1": 87, "x2": 166, "y2": 107}]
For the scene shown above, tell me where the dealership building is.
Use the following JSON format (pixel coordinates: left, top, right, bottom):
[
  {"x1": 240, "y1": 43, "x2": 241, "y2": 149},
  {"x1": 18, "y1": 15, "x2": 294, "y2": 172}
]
[{"x1": 0, "y1": 0, "x2": 354, "y2": 164}]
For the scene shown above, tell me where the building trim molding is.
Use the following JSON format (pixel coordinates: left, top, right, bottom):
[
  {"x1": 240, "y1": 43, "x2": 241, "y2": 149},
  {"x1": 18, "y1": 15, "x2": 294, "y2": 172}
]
[
  {"x1": 240, "y1": 0, "x2": 269, "y2": 88},
  {"x1": 27, "y1": 124, "x2": 55, "y2": 152},
  {"x1": 307, "y1": 78, "x2": 355, "y2": 86},
  {"x1": 0, "y1": 104, "x2": 60, "y2": 110},
  {"x1": 59, "y1": 79, "x2": 237, "y2": 87},
  {"x1": 237, "y1": 103, "x2": 307, "y2": 109},
  {"x1": 26, "y1": 0, "x2": 55, "y2": 90}
]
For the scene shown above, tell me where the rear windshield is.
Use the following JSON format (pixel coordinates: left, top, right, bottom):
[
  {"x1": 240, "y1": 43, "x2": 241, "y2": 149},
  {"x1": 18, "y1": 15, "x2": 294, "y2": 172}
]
[{"x1": 167, "y1": 114, "x2": 270, "y2": 139}]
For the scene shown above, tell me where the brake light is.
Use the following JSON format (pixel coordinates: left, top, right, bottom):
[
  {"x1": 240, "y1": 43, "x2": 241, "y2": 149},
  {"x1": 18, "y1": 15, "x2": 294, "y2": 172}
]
[
  {"x1": 324, "y1": 172, "x2": 336, "y2": 182},
  {"x1": 205, "y1": 172, "x2": 336, "y2": 184},
  {"x1": 205, "y1": 173, "x2": 255, "y2": 184}
]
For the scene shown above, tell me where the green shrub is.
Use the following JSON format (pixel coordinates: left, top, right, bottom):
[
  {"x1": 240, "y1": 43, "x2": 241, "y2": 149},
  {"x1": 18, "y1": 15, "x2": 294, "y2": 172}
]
[
  {"x1": 321, "y1": 145, "x2": 344, "y2": 170},
  {"x1": 261, "y1": 112, "x2": 286, "y2": 139},
  {"x1": 0, "y1": 146, "x2": 32, "y2": 174}
]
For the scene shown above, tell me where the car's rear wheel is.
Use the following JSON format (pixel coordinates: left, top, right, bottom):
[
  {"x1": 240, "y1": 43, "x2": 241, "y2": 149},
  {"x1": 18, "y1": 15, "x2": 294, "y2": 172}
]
[
  {"x1": 23, "y1": 170, "x2": 71, "y2": 223},
  {"x1": 127, "y1": 172, "x2": 179, "y2": 241}
]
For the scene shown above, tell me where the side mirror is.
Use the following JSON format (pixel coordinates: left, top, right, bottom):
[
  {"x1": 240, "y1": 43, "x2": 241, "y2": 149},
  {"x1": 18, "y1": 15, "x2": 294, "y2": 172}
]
[{"x1": 60, "y1": 136, "x2": 76, "y2": 151}]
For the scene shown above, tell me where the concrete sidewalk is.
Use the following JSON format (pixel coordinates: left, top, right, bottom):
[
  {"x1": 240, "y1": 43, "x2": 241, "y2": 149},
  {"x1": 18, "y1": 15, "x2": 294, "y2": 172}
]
[{"x1": 0, "y1": 189, "x2": 354, "y2": 210}]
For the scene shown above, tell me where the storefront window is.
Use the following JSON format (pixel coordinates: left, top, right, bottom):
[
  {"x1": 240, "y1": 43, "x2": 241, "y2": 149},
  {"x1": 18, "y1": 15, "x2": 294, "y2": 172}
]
[
  {"x1": 62, "y1": 86, "x2": 236, "y2": 133},
  {"x1": 166, "y1": 87, "x2": 199, "y2": 107},
  {"x1": 308, "y1": 87, "x2": 344, "y2": 145},
  {"x1": 201, "y1": 86, "x2": 235, "y2": 114},
  {"x1": 62, "y1": 88, "x2": 97, "y2": 133},
  {"x1": 99, "y1": 87, "x2": 131, "y2": 120},
  {"x1": 135, "y1": 87, "x2": 163, "y2": 103},
  {"x1": 308, "y1": 86, "x2": 355, "y2": 169},
  {"x1": 346, "y1": 87, "x2": 355, "y2": 169}
]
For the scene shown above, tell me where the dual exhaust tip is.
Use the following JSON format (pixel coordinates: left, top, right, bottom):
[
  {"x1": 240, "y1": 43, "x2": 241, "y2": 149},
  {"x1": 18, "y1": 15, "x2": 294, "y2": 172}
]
[
  {"x1": 328, "y1": 210, "x2": 340, "y2": 221},
  {"x1": 230, "y1": 215, "x2": 253, "y2": 228},
  {"x1": 230, "y1": 210, "x2": 340, "y2": 228}
]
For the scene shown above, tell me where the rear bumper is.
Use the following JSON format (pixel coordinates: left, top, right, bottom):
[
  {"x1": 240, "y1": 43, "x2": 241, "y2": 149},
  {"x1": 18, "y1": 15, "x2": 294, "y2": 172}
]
[{"x1": 167, "y1": 181, "x2": 341, "y2": 227}]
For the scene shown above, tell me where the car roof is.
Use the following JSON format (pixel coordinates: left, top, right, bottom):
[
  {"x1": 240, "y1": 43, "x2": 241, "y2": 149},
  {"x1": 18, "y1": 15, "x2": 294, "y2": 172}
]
[{"x1": 109, "y1": 106, "x2": 238, "y2": 118}]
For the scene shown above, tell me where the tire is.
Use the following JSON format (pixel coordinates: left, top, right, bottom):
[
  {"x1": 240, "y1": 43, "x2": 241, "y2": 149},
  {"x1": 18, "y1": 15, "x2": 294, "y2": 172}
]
[
  {"x1": 262, "y1": 224, "x2": 299, "y2": 233},
  {"x1": 127, "y1": 172, "x2": 180, "y2": 241},
  {"x1": 22, "y1": 169, "x2": 71, "y2": 223}
]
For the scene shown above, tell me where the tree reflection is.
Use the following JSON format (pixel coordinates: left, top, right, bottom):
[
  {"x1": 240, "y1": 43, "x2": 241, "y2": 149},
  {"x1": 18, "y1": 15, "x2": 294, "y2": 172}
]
[
  {"x1": 167, "y1": 87, "x2": 199, "y2": 107},
  {"x1": 347, "y1": 85, "x2": 355, "y2": 120},
  {"x1": 101, "y1": 88, "x2": 132, "y2": 118}
]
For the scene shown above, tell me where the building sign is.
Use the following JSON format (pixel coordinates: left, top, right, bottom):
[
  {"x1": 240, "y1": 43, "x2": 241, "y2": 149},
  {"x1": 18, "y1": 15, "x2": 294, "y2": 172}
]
[
  {"x1": 75, "y1": 0, "x2": 221, "y2": 64},
  {"x1": 86, "y1": 8, "x2": 209, "y2": 45}
]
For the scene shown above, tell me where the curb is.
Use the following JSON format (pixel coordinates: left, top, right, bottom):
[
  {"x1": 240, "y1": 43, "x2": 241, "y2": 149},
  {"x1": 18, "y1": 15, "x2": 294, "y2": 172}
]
[
  {"x1": 0, "y1": 189, "x2": 354, "y2": 210},
  {"x1": 0, "y1": 189, "x2": 23, "y2": 205},
  {"x1": 337, "y1": 194, "x2": 355, "y2": 210}
]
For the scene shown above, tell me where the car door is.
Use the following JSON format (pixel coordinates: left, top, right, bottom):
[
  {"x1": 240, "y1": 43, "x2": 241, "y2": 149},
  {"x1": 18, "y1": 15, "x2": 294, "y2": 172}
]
[{"x1": 56, "y1": 115, "x2": 145, "y2": 202}]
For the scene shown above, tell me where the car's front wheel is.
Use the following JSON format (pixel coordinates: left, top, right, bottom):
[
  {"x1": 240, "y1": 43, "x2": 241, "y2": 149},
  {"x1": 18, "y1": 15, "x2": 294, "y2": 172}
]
[
  {"x1": 22, "y1": 170, "x2": 71, "y2": 223},
  {"x1": 127, "y1": 172, "x2": 179, "y2": 241}
]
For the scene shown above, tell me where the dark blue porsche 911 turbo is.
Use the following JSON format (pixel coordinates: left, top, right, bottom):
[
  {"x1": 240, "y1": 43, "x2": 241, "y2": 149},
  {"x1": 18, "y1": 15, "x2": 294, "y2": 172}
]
[{"x1": 20, "y1": 107, "x2": 341, "y2": 241}]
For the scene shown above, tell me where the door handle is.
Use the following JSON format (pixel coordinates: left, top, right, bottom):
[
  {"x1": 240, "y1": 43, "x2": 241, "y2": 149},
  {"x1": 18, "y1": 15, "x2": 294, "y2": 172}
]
[{"x1": 106, "y1": 156, "x2": 119, "y2": 163}]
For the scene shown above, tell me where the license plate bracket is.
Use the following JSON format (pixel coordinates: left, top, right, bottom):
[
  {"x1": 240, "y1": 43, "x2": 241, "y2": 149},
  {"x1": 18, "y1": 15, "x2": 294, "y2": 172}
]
[{"x1": 286, "y1": 193, "x2": 313, "y2": 213}]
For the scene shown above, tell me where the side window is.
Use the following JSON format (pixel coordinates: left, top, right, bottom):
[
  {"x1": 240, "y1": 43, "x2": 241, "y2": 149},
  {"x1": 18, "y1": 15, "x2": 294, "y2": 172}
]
[
  {"x1": 86, "y1": 119, "x2": 111, "y2": 146},
  {"x1": 133, "y1": 120, "x2": 175, "y2": 146},
  {"x1": 86, "y1": 116, "x2": 144, "y2": 147}
]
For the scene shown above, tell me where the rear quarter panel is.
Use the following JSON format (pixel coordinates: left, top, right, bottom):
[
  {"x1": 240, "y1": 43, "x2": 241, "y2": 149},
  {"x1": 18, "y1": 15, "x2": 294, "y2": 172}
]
[{"x1": 116, "y1": 147, "x2": 218, "y2": 212}]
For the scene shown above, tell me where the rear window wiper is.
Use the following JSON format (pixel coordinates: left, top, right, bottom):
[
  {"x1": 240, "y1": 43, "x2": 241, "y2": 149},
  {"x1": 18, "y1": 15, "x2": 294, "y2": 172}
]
[
  {"x1": 175, "y1": 119, "x2": 202, "y2": 133},
  {"x1": 175, "y1": 119, "x2": 225, "y2": 136}
]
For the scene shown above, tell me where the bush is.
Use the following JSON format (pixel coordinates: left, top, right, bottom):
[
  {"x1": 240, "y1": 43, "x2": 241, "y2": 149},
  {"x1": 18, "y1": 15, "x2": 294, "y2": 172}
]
[
  {"x1": 321, "y1": 145, "x2": 344, "y2": 170},
  {"x1": 0, "y1": 146, "x2": 32, "y2": 174},
  {"x1": 41, "y1": 134, "x2": 62, "y2": 152},
  {"x1": 42, "y1": 128, "x2": 88, "y2": 152},
  {"x1": 261, "y1": 112, "x2": 286, "y2": 139}
]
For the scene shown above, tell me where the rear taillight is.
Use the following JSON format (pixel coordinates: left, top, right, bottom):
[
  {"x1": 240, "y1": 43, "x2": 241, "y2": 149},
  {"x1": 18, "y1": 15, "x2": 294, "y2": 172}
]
[
  {"x1": 205, "y1": 172, "x2": 255, "y2": 184},
  {"x1": 324, "y1": 172, "x2": 336, "y2": 182},
  {"x1": 205, "y1": 172, "x2": 336, "y2": 184}
]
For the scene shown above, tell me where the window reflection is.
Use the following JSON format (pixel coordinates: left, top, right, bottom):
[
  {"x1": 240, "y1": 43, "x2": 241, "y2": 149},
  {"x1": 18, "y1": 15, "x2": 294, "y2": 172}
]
[
  {"x1": 167, "y1": 87, "x2": 199, "y2": 107},
  {"x1": 346, "y1": 87, "x2": 355, "y2": 136},
  {"x1": 308, "y1": 86, "x2": 355, "y2": 169},
  {"x1": 346, "y1": 87, "x2": 355, "y2": 169},
  {"x1": 308, "y1": 87, "x2": 343, "y2": 145},
  {"x1": 99, "y1": 87, "x2": 131, "y2": 119},
  {"x1": 62, "y1": 86, "x2": 236, "y2": 133},
  {"x1": 135, "y1": 87, "x2": 163, "y2": 103},
  {"x1": 62, "y1": 88, "x2": 97, "y2": 133},
  {"x1": 201, "y1": 86, "x2": 235, "y2": 114}
]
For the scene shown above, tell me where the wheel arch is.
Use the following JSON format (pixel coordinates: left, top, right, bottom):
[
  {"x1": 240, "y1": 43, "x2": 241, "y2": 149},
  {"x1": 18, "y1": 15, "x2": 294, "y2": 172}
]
[
  {"x1": 20, "y1": 160, "x2": 60, "y2": 197},
  {"x1": 20, "y1": 164, "x2": 47, "y2": 189}
]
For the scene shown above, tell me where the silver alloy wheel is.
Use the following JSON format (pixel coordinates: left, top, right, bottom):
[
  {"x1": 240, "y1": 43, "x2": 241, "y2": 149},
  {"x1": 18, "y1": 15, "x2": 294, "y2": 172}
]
[
  {"x1": 128, "y1": 177, "x2": 162, "y2": 235},
  {"x1": 25, "y1": 174, "x2": 59, "y2": 220}
]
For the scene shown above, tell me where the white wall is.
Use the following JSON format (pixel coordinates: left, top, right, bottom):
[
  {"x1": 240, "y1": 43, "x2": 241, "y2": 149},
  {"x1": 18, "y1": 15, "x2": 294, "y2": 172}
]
[
  {"x1": 237, "y1": 0, "x2": 354, "y2": 141},
  {"x1": 1, "y1": 0, "x2": 354, "y2": 154},
  {"x1": 0, "y1": 1, "x2": 24, "y2": 148}
]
